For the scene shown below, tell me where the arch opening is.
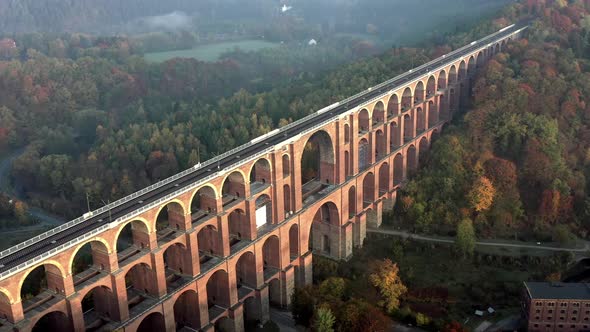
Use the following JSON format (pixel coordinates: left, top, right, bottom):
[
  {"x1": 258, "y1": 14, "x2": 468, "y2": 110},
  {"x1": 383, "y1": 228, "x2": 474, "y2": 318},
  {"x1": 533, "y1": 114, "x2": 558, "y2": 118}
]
[
  {"x1": 467, "y1": 56, "x2": 476, "y2": 76},
  {"x1": 362, "y1": 172, "x2": 375, "y2": 209},
  {"x1": 289, "y1": 224, "x2": 299, "y2": 260},
  {"x1": 387, "y1": 94, "x2": 399, "y2": 119},
  {"x1": 311, "y1": 202, "x2": 340, "y2": 256},
  {"x1": 81, "y1": 285, "x2": 115, "y2": 331},
  {"x1": 379, "y1": 163, "x2": 390, "y2": 196},
  {"x1": 414, "y1": 81, "x2": 425, "y2": 103},
  {"x1": 476, "y1": 51, "x2": 484, "y2": 68},
  {"x1": 426, "y1": 76, "x2": 436, "y2": 98},
  {"x1": 448, "y1": 66, "x2": 457, "y2": 85},
  {"x1": 348, "y1": 186, "x2": 356, "y2": 218},
  {"x1": 228, "y1": 209, "x2": 251, "y2": 249},
  {"x1": 125, "y1": 263, "x2": 156, "y2": 311},
  {"x1": 116, "y1": 220, "x2": 150, "y2": 264},
  {"x1": 343, "y1": 124, "x2": 350, "y2": 144},
  {"x1": 191, "y1": 186, "x2": 217, "y2": 224},
  {"x1": 300, "y1": 130, "x2": 335, "y2": 206},
  {"x1": 269, "y1": 278, "x2": 282, "y2": 307},
  {"x1": 390, "y1": 121, "x2": 401, "y2": 149},
  {"x1": 358, "y1": 109, "x2": 370, "y2": 134},
  {"x1": 262, "y1": 236, "x2": 280, "y2": 280},
  {"x1": 255, "y1": 194, "x2": 272, "y2": 229},
  {"x1": 437, "y1": 70, "x2": 447, "y2": 91},
  {"x1": 236, "y1": 251, "x2": 257, "y2": 294},
  {"x1": 207, "y1": 269, "x2": 230, "y2": 319},
  {"x1": 32, "y1": 311, "x2": 72, "y2": 332},
  {"x1": 416, "y1": 107, "x2": 426, "y2": 133},
  {"x1": 21, "y1": 264, "x2": 66, "y2": 314},
  {"x1": 222, "y1": 171, "x2": 246, "y2": 208},
  {"x1": 428, "y1": 100, "x2": 438, "y2": 127},
  {"x1": 344, "y1": 150, "x2": 351, "y2": 178},
  {"x1": 372, "y1": 102, "x2": 385, "y2": 126},
  {"x1": 402, "y1": 87, "x2": 412, "y2": 111},
  {"x1": 174, "y1": 290, "x2": 201, "y2": 330},
  {"x1": 243, "y1": 296, "x2": 260, "y2": 329},
  {"x1": 394, "y1": 153, "x2": 404, "y2": 186},
  {"x1": 358, "y1": 138, "x2": 371, "y2": 171},
  {"x1": 419, "y1": 137, "x2": 429, "y2": 165},
  {"x1": 407, "y1": 145, "x2": 417, "y2": 176},
  {"x1": 375, "y1": 130, "x2": 387, "y2": 160},
  {"x1": 155, "y1": 201, "x2": 185, "y2": 240},
  {"x1": 71, "y1": 240, "x2": 110, "y2": 291},
  {"x1": 137, "y1": 312, "x2": 165, "y2": 332},
  {"x1": 250, "y1": 158, "x2": 271, "y2": 194},
  {"x1": 283, "y1": 184, "x2": 292, "y2": 218},
  {"x1": 403, "y1": 113, "x2": 414, "y2": 141},
  {"x1": 163, "y1": 243, "x2": 191, "y2": 289},
  {"x1": 198, "y1": 225, "x2": 221, "y2": 264},
  {"x1": 282, "y1": 154, "x2": 290, "y2": 177}
]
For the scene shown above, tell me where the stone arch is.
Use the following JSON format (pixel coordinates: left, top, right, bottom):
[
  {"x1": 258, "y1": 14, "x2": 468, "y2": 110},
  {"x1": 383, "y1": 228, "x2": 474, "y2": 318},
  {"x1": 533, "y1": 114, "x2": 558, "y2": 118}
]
[
  {"x1": 137, "y1": 312, "x2": 165, "y2": 332},
  {"x1": 70, "y1": 239, "x2": 111, "y2": 291},
  {"x1": 190, "y1": 185, "x2": 218, "y2": 222},
  {"x1": 262, "y1": 235, "x2": 280, "y2": 275},
  {"x1": 362, "y1": 172, "x2": 375, "y2": 209},
  {"x1": 206, "y1": 269, "x2": 230, "y2": 312},
  {"x1": 476, "y1": 51, "x2": 484, "y2": 68},
  {"x1": 229, "y1": 209, "x2": 251, "y2": 242},
  {"x1": 19, "y1": 261, "x2": 67, "y2": 304},
  {"x1": 255, "y1": 194, "x2": 272, "y2": 228},
  {"x1": 403, "y1": 113, "x2": 413, "y2": 140},
  {"x1": 358, "y1": 108, "x2": 370, "y2": 134},
  {"x1": 163, "y1": 242, "x2": 191, "y2": 280},
  {"x1": 235, "y1": 251, "x2": 257, "y2": 290},
  {"x1": 438, "y1": 70, "x2": 447, "y2": 90},
  {"x1": 344, "y1": 150, "x2": 351, "y2": 177},
  {"x1": 428, "y1": 100, "x2": 437, "y2": 127},
  {"x1": 387, "y1": 93, "x2": 400, "y2": 119},
  {"x1": 378, "y1": 163, "x2": 390, "y2": 195},
  {"x1": 426, "y1": 75, "x2": 436, "y2": 98},
  {"x1": 372, "y1": 101, "x2": 385, "y2": 125},
  {"x1": 283, "y1": 184, "x2": 292, "y2": 217},
  {"x1": 407, "y1": 145, "x2": 417, "y2": 175},
  {"x1": 198, "y1": 224, "x2": 221, "y2": 260},
  {"x1": 300, "y1": 130, "x2": 335, "y2": 199},
  {"x1": 402, "y1": 87, "x2": 413, "y2": 111},
  {"x1": 243, "y1": 296, "x2": 259, "y2": 327},
  {"x1": 375, "y1": 129, "x2": 387, "y2": 159},
  {"x1": 390, "y1": 121, "x2": 401, "y2": 149},
  {"x1": 31, "y1": 310, "x2": 73, "y2": 332},
  {"x1": 222, "y1": 171, "x2": 246, "y2": 205},
  {"x1": 155, "y1": 200, "x2": 185, "y2": 233},
  {"x1": 394, "y1": 153, "x2": 404, "y2": 185},
  {"x1": 415, "y1": 80, "x2": 425, "y2": 103},
  {"x1": 358, "y1": 138, "x2": 371, "y2": 171},
  {"x1": 81, "y1": 285, "x2": 116, "y2": 329},
  {"x1": 458, "y1": 60, "x2": 466, "y2": 81},
  {"x1": 348, "y1": 186, "x2": 356, "y2": 218},
  {"x1": 174, "y1": 289, "x2": 200, "y2": 330},
  {"x1": 467, "y1": 56, "x2": 476, "y2": 75},
  {"x1": 249, "y1": 157, "x2": 272, "y2": 186},
  {"x1": 114, "y1": 218, "x2": 150, "y2": 264},
  {"x1": 289, "y1": 224, "x2": 299, "y2": 259},
  {"x1": 311, "y1": 202, "x2": 340, "y2": 255},
  {"x1": 343, "y1": 124, "x2": 350, "y2": 144},
  {"x1": 416, "y1": 107, "x2": 426, "y2": 133},
  {"x1": 282, "y1": 154, "x2": 290, "y2": 177},
  {"x1": 125, "y1": 262, "x2": 156, "y2": 311},
  {"x1": 449, "y1": 65, "x2": 457, "y2": 85}
]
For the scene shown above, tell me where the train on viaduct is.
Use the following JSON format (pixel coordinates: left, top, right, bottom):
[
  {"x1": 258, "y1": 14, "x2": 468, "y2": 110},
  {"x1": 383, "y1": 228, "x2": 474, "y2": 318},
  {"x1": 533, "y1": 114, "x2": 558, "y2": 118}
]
[{"x1": 0, "y1": 23, "x2": 526, "y2": 332}]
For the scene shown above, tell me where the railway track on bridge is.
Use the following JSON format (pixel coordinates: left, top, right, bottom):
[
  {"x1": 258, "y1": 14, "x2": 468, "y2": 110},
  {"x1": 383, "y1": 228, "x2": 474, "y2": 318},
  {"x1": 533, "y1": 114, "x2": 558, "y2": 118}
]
[{"x1": 0, "y1": 22, "x2": 528, "y2": 279}]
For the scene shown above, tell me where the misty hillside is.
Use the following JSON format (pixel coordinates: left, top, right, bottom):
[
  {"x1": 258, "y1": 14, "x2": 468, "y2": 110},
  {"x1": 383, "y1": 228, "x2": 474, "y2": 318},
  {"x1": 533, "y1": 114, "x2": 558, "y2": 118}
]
[{"x1": 0, "y1": 0, "x2": 510, "y2": 35}]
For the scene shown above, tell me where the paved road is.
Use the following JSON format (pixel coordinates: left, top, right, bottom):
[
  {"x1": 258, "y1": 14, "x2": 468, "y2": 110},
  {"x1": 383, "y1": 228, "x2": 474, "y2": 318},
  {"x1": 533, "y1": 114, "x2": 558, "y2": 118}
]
[
  {"x1": 269, "y1": 307, "x2": 297, "y2": 332},
  {"x1": 368, "y1": 228, "x2": 590, "y2": 253}
]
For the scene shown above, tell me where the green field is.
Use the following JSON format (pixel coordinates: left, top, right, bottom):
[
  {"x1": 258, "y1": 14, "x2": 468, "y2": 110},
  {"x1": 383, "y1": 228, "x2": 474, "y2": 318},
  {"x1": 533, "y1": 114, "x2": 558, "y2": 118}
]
[{"x1": 144, "y1": 40, "x2": 280, "y2": 62}]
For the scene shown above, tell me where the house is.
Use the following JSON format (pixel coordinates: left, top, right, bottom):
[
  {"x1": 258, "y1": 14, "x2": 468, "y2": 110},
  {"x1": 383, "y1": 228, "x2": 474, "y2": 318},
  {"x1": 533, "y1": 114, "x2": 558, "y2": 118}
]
[
  {"x1": 0, "y1": 38, "x2": 16, "y2": 49},
  {"x1": 523, "y1": 282, "x2": 590, "y2": 332}
]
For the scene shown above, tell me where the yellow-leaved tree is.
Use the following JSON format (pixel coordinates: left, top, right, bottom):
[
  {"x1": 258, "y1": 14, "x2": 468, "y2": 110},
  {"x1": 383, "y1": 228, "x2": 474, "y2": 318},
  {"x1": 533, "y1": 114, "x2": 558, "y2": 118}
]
[{"x1": 368, "y1": 259, "x2": 407, "y2": 314}]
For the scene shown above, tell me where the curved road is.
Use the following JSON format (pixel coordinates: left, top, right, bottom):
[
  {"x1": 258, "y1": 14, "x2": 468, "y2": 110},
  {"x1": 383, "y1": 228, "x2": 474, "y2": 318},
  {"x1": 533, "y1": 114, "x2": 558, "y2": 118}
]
[{"x1": 367, "y1": 228, "x2": 590, "y2": 253}]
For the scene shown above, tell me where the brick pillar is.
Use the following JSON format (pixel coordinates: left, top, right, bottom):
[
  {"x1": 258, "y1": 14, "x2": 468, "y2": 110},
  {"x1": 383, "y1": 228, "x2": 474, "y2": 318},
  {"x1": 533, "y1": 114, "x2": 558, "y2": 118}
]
[
  {"x1": 218, "y1": 215, "x2": 231, "y2": 257},
  {"x1": 197, "y1": 281, "x2": 210, "y2": 327},
  {"x1": 5, "y1": 301, "x2": 23, "y2": 323},
  {"x1": 375, "y1": 200, "x2": 383, "y2": 227},
  {"x1": 111, "y1": 273, "x2": 129, "y2": 321},
  {"x1": 399, "y1": 115, "x2": 405, "y2": 146},
  {"x1": 163, "y1": 302, "x2": 176, "y2": 331},
  {"x1": 280, "y1": 266, "x2": 295, "y2": 308},
  {"x1": 68, "y1": 295, "x2": 84, "y2": 332},
  {"x1": 229, "y1": 303, "x2": 245, "y2": 332},
  {"x1": 354, "y1": 214, "x2": 364, "y2": 247},
  {"x1": 292, "y1": 144, "x2": 303, "y2": 213},
  {"x1": 411, "y1": 109, "x2": 417, "y2": 138},
  {"x1": 256, "y1": 284, "x2": 270, "y2": 324},
  {"x1": 186, "y1": 230, "x2": 201, "y2": 276},
  {"x1": 151, "y1": 251, "x2": 168, "y2": 297},
  {"x1": 245, "y1": 200, "x2": 257, "y2": 240},
  {"x1": 299, "y1": 252, "x2": 313, "y2": 286},
  {"x1": 227, "y1": 265, "x2": 239, "y2": 307},
  {"x1": 342, "y1": 222, "x2": 353, "y2": 258}
]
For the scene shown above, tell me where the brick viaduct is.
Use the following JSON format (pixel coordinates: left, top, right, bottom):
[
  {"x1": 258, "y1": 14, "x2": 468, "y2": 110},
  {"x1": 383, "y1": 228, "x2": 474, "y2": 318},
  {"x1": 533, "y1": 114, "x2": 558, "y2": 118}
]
[{"x1": 0, "y1": 27, "x2": 524, "y2": 332}]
